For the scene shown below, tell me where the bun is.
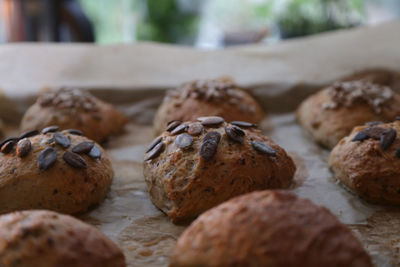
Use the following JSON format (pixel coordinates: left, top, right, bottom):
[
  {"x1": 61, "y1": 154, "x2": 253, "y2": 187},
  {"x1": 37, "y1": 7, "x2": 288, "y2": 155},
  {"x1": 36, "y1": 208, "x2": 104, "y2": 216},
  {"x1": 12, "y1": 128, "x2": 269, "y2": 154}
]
[
  {"x1": 0, "y1": 127, "x2": 113, "y2": 214},
  {"x1": 297, "y1": 80, "x2": 400, "y2": 148},
  {"x1": 21, "y1": 88, "x2": 127, "y2": 143},
  {"x1": 153, "y1": 78, "x2": 264, "y2": 135},
  {"x1": 144, "y1": 117, "x2": 295, "y2": 223},
  {"x1": 0, "y1": 210, "x2": 125, "y2": 267},
  {"x1": 171, "y1": 190, "x2": 372, "y2": 267}
]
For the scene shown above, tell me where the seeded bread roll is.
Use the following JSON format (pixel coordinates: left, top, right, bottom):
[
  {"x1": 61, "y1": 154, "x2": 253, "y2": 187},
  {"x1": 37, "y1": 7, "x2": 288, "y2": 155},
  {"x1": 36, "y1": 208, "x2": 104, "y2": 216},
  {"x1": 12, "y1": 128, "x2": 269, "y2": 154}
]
[
  {"x1": 21, "y1": 88, "x2": 128, "y2": 143},
  {"x1": 153, "y1": 78, "x2": 264, "y2": 135},
  {"x1": 297, "y1": 80, "x2": 400, "y2": 149},
  {"x1": 329, "y1": 120, "x2": 400, "y2": 205},
  {"x1": 0, "y1": 127, "x2": 112, "y2": 214},
  {"x1": 341, "y1": 68, "x2": 400, "y2": 92},
  {"x1": 143, "y1": 117, "x2": 296, "y2": 224},
  {"x1": 0, "y1": 210, "x2": 125, "y2": 267},
  {"x1": 171, "y1": 190, "x2": 372, "y2": 267}
]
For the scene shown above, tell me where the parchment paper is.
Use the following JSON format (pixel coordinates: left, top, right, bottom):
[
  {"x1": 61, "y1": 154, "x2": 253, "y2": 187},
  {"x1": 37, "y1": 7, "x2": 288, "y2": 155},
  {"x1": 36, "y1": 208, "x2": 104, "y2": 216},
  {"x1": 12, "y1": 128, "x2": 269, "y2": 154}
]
[{"x1": 0, "y1": 20, "x2": 400, "y2": 267}]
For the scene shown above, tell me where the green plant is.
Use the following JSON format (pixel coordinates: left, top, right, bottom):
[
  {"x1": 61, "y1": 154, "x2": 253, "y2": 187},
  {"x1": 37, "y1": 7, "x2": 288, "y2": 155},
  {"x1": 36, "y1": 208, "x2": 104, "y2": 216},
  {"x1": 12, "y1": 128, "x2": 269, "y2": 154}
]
[
  {"x1": 137, "y1": 0, "x2": 200, "y2": 44},
  {"x1": 277, "y1": 0, "x2": 365, "y2": 38}
]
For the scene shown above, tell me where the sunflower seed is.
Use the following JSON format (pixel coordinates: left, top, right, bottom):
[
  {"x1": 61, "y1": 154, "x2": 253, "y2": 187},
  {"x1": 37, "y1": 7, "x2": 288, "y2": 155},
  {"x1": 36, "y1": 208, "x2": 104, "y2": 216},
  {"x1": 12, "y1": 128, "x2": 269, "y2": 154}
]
[
  {"x1": 88, "y1": 145, "x2": 102, "y2": 159},
  {"x1": 231, "y1": 125, "x2": 245, "y2": 136},
  {"x1": 251, "y1": 141, "x2": 276, "y2": 156},
  {"x1": 1, "y1": 140, "x2": 15, "y2": 154},
  {"x1": 16, "y1": 138, "x2": 31, "y2": 157},
  {"x1": 187, "y1": 122, "x2": 203, "y2": 136},
  {"x1": 42, "y1": 126, "x2": 59, "y2": 134},
  {"x1": 66, "y1": 129, "x2": 83, "y2": 136},
  {"x1": 200, "y1": 139, "x2": 218, "y2": 160},
  {"x1": 352, "y1": 131, "x2": 369, "y2": 142},
  {"x1": 364, "y1": 127, "x2": 389, "y2": 140},
  {"x1": 225, "y1": 127, "x2": 244, "y2": 144},
  {"x1": 171, "y1": 123, "x2": 188, "y2": 135},
  {"x1": 0, "y1": 137, "x2": 18, "y2": 149},
  {"x1": 175, "y1": 133, "x2": 193, "y2": 149},
  {"x1": 365, "y1": 121, "x2": 384, "y2": 127},
  {"x1": 54, "y1": 133, "x2": 70, "y2": 148},
  {"x1": 197, "y1": 116, "x2": 225, "y2": 126},
  {"x1": 380, "y1": 129, "x2": 396, "y2": 150},
  {"x1": 230, "y1": 121, "x2": 255, "y2": 128},
  {"x1": 146, "y1": 137, "x2": 162, "y2": 153},
  {"x1": 204, "y1": 131, "x2": 221, "y2": 143},
  {"x1": 19, "y1": 130, "x2": 39, "y2": 140},
  {"x1": 166, "y1": 121, "x2": 181, "y2": 132},
  {"x1": 145, "y1": 142, "x2": 165, "y2": 161},
  {"x1": 63, "y1": 151, "x2": 87, "y2": 169},
  {"x1": 38, "y1": 147, "x2": 58, "y2": 171},
  {"x1": 72, "y1": 142, "x2": 94, "y2": 154}
]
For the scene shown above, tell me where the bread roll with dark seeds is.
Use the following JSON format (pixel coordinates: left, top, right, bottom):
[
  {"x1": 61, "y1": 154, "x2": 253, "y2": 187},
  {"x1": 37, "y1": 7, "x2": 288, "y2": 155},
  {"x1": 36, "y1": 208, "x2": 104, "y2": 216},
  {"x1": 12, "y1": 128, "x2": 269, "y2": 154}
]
[
  {"x1": 153, "y1": 78, "x2": 264, "y2": 135},
  {"x1": 297, "y1": 80, "x2": 400, "y2": 149},
  {"x1": 0, "y1": 210, "x2": 125, "y2": 267},
  {"x1": 171, "y1": 190, "x2": 372, "y2": 267},
  {"x1": 329, "y1": 120, "x2": 400, "y2": 205},
  {"x1": 0, "y1": 128, "x2": 112, "y2": 214},
  {"x1": 143, "y1": 117, "x2": 295, "y2": 224},
  {"x1": 21, "y1": 88, "x2": 127, "y2": 143}
]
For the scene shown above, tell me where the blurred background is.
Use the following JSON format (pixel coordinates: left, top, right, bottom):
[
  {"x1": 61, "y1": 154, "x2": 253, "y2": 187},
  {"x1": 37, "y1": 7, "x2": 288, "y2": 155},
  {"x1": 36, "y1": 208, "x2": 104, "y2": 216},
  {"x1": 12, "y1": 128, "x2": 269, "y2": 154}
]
[{"x1": 0, "y1": 0, "x2": 399, "y2": 48}]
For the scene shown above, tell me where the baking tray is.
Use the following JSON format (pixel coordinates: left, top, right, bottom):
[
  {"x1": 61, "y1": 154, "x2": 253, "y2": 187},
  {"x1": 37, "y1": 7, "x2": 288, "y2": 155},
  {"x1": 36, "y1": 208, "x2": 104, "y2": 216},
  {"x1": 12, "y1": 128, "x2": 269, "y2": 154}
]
[{"x1": 2, "y1": 81, "x2": 400, "y2": 267}]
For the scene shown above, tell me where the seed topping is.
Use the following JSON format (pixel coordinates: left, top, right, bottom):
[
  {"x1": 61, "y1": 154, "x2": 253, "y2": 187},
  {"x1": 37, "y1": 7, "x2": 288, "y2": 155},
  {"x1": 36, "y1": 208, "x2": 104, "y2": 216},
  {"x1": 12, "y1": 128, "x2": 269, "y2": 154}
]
[
  {"x1": 175, "y1": 133, "x2": 193, "y2": 149},
  {"x1": 166, "y1": 121, "x2": 182, "y2": 132},
  {"x1": 42, "y1": 126, "x2": 60, "y2": 134},
  {"x1": 63, "y1": 151, "x2": 87, "y2": 169},
  {"x1": 145, "y1": 142, "x2": 165, "y2": 161},
  {"x1": 197, "y1": 116, "x2": 225, "y2": 126},
  {"x1": 38, "y1": 147, "x2": 58, "y2": 171},
  {"x1": 19, "y1": 130, "x2": 39, "y2": 139},
  {"x1": 88, "y1": 145, "x2": 102, "y2": 159},
  {"x1": 187, "y1": 122, "x2": 203, "y2": 136},
  {"x1": 230, "y1": 121, "x2": 255, "y2": 128},
  {"x1": 16, "y1": 139, "x2": 31, "y2": 157},
  {"x1": 54, "y1": 133, "x2": 70, "y2": 148},
  {"x1": 72, "y1": 142, "x2": 94, "y2": 154},
  {"x1": 251, "y1": 141, "x2": 276, "y2": 156},
  {"x1": 146, "y1": 137, "x2": 163, "y2": 153}
]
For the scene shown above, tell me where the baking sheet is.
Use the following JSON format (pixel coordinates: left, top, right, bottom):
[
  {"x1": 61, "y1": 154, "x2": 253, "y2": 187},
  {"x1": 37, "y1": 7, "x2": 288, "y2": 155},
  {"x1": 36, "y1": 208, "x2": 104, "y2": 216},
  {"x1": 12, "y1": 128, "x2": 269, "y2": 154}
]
[{"x1": 3, "y1": 110, "x2": 398, "y2": 267}]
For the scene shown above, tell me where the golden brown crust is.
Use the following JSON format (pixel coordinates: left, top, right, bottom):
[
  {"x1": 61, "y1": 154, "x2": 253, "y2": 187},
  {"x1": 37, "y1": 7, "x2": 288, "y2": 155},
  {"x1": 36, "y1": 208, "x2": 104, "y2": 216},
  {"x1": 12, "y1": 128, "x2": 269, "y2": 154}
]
[
  {"x1": 153, "y1": 79, "x2": 264, "y2": 135},
  {"x1": 297, "y1": 81, "x2": 400, "y2": 149},
  {"x1": 0, "y1": 129, "x2": 113, "y2": 215},
  {"x1": 143, "y1": 118, "x2": 295, "y2": 224},
  {"x1": 21, "y1": 88, "x2": 128, "y2": 143},
  {"x1": 170, "y1": 190, "x2": 372, "y2": 267},
  {"x1": 329, "y1": 120, "x2": 400, "y2": 205},
  {"x1": 0, "y1": 210, "x2": 125, "y2": 267}
]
